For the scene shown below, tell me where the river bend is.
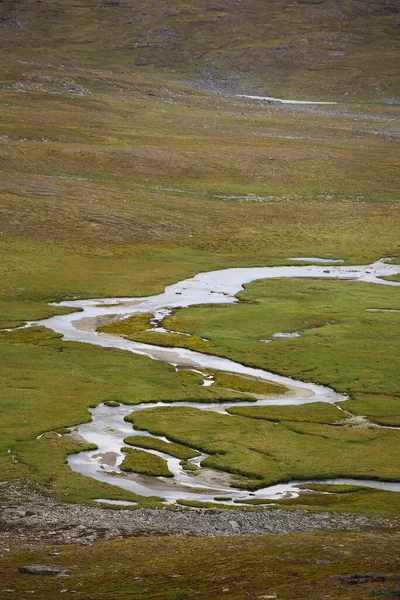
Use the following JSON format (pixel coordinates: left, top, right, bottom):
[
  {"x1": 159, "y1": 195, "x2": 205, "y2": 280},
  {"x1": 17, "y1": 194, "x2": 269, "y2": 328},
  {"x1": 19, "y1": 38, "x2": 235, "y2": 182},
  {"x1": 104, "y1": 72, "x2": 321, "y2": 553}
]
[{"x1": 30, "y1": 258, "x2": 400, "y2": 504}]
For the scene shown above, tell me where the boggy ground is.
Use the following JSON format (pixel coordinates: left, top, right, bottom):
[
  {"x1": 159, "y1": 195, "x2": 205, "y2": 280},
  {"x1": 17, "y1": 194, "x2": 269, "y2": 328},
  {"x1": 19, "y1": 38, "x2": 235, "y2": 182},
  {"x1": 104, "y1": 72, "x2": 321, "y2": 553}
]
[
  {"x1": 1, "y1": 61, "x2": 398, "y2": 507},
  {"x1": 0, "y1": 6, "x2": 399, "y2": 596}
]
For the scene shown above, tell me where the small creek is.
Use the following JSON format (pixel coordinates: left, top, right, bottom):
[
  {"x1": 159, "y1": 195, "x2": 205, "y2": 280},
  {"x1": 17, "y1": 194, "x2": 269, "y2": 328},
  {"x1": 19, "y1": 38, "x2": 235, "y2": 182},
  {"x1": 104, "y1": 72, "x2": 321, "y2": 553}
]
[
  {"x1": 237, "y1": 95, "x2": 338, "y2": 105},
  {"x1": 31, "y1": 258, "x2": 400, "y2": 504}
]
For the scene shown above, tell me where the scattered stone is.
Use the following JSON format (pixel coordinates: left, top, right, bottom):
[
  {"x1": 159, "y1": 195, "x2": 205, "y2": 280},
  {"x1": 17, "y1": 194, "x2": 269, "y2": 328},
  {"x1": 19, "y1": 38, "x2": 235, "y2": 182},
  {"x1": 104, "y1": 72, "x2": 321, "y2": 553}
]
[
  {"x1": 316, "y1": 559, "x2": 331, "y2": 565},
  {"x1": 19, "y1": 565, "x2": 70, "y2": 576},
  {"x1": 340, "y1": 573, "x2": 400, "y2": 585},
  {"x1": 1, "y1": 481, "x2": 398, "y2": 546}
]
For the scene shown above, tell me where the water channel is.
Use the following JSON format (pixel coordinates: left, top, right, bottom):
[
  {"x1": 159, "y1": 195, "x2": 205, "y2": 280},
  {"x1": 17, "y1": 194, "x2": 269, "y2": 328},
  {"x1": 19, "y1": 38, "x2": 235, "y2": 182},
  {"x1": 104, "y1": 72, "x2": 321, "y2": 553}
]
[{"x1": 30, "y1": 258, "x2": 400, "y2": 504}]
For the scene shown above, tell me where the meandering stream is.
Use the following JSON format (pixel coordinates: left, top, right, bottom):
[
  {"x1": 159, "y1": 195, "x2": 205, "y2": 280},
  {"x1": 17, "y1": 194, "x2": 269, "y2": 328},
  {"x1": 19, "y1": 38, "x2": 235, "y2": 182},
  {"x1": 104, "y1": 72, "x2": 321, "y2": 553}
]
[{"x1": 32, "y1": 258, "x2": 400, "y2": 504}]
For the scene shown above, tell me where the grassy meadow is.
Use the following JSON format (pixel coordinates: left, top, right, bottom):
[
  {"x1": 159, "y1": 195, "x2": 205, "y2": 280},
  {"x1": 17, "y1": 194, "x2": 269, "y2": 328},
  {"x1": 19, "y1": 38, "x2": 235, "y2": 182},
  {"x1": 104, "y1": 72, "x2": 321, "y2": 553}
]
[
  {"x1": 124, "y1": 436, "x2": 201, "y2": 460},
  {"x1": 0, "y1": 3, "x2": 399, "y2": 516},
  {"x1": 128, "y1": 405, "x2": 400, "y2": 493},
  {"x1": 120, "y1": 448, "x2": 173, "y2": 478},
  {"x1": 0, "y1": 4, "x2": 400, "y2": 599}
]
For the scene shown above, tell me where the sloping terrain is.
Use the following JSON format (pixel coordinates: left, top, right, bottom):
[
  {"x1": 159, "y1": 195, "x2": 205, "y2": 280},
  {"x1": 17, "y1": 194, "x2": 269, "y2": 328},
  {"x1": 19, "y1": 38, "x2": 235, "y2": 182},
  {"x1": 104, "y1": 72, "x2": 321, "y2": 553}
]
[
  {"x1": 0, "y1": 2, "x2": 399, "y2": 597},
  {"x1": 0, "y1": 0, "x2": 399, "y2": 100}
]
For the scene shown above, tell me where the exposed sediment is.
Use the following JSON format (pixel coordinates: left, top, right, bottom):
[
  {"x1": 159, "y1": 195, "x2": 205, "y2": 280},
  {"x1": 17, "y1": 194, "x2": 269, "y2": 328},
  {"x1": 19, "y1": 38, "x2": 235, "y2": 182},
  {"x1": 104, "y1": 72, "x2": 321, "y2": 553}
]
[{"x1": 1, "y1": 482, "x2": 397, "y2": 550}]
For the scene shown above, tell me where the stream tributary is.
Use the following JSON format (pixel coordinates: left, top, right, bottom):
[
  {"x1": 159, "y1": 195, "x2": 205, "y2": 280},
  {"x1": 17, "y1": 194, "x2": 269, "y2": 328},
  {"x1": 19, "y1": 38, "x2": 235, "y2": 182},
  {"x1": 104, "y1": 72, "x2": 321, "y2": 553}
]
[{"x1": 31, "y1": 258, "x2": 400, "y2": 504}]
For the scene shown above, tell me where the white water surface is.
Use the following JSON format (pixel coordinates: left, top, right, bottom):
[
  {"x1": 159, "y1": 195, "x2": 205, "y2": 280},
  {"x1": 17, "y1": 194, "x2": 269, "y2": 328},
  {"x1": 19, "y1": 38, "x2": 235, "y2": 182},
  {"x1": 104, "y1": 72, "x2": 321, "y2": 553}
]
[
  {"x1": 288, "y1": 257, "x2": 344, "y2": 263},
  {"x1": 237, "y1": 95, "x2": 338, "y2": 105},
  {"x1": 30, "y1": 258, "x2": 400, "y2": 504}
]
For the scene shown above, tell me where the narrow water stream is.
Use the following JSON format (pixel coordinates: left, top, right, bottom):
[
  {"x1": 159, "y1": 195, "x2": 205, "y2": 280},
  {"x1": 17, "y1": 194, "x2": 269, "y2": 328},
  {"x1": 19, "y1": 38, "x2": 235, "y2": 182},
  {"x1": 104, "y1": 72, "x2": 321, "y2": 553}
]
[
  {"x1": 237, "y1": 95, "x2": 338, "y2": 105},
  {"x1": 31, "y1": 258, "x2": 400, "y2": 504}
]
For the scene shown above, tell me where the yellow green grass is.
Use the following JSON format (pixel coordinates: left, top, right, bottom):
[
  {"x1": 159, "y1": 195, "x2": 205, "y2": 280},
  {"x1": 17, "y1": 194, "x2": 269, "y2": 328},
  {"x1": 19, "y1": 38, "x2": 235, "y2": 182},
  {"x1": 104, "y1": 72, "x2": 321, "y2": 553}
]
[
  {"x1": 164, "y1": 278, "x2": 400, "y2": 425},
  {"x1": 124, "y1": 436, "x2": 201, "y2": 460},
  {"x1": 0, "y1": 13, "x2": 399, "y2": 516},
  {"x1": 209, "y1": 371, "x2": 287, "y2": 396},
  {"x1": 0, "y1": 326, "x2": 254, "y2": 504},
  {"x1": 128, "y1": 406, "x2": 400, "y2": 496},
  {"x1": 228, "y1": 402, "x2": 345, "y2": 423},
  {"x1": 120, "y1": 448, "x2": 173, "y2": 478},
  {"x1": 274, "y1": 486, "x2": 400, "y2": 516},
  {"x1": 381, "y1": 274, "x2": 400, "y2": 283},
  {"x1": 236, "y1": 485, "x2": 400, "y2": 516}
]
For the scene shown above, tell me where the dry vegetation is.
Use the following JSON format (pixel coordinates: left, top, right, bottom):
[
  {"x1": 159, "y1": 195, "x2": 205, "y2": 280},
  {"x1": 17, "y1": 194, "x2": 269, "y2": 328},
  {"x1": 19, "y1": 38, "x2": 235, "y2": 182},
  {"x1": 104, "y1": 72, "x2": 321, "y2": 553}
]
[
  {"x1": 1, "y1": 0, "x2": 399, "y2": 100},
  {"x1": 2, "y1": 531, "x2": 400, "y2": 599}
]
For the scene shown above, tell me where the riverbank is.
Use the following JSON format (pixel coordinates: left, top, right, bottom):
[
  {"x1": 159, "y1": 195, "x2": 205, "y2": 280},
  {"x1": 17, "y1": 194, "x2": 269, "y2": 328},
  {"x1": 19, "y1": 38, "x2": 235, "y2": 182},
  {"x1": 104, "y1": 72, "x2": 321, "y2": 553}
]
[
  {"x1": 1, "y1": 481, "x2": 398, "y2": 551},
  {"x1": 33, "y1": 259, "x2": 398, "y2": 504}
]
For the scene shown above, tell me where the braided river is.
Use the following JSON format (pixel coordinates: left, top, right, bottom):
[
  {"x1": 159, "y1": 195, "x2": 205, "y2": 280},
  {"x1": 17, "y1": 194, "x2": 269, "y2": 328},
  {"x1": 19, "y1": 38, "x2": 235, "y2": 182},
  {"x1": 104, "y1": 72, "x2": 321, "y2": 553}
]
[{"x1": 31, "y1": 258, "x2": 400, "y2": 504}]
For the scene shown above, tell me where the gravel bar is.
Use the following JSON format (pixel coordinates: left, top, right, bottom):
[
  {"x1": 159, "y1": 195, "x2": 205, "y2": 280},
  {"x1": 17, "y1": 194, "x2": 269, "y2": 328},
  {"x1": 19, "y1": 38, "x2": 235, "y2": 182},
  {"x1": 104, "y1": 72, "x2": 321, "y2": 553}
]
[{"x1": 1, "y1": 482, "x2": 398, "y2": 549}]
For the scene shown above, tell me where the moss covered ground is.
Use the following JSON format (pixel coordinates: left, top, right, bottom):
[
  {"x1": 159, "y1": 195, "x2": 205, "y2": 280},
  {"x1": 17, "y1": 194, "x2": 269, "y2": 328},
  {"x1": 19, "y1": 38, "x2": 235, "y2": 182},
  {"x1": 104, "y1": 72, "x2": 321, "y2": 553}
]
[
  {"x1": 128, "y1": 406, "x2": 400, "y2": 499},
  {"x1": 228, "y1": 402, "x2": 345, "y2": 424},
  {"x1": 120, "y1": 448, "x2": 173, "y2": 478},
  {"x1": 124, "y1": 436, "x2": 201, "y2": 460},
  {"x1": 1, "y1": 531, "x2": 399, "y2": 599},
  {"x1": 163, "y1": 278, "x2": 400, "y2": 425}
]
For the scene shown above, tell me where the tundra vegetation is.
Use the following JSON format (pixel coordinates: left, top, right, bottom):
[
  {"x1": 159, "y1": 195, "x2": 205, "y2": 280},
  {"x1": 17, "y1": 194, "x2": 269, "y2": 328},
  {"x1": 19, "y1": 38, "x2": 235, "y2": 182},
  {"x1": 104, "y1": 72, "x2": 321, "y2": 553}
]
[
  {"x1": 120, "y1": 447, "x2": 174, "y2": 478},
  {"x1": 0, "y1": 0, "x2": 399, "y2": 597},
  {"x1": 2, "y1": 531, "x2": 399, "y2": 600}
]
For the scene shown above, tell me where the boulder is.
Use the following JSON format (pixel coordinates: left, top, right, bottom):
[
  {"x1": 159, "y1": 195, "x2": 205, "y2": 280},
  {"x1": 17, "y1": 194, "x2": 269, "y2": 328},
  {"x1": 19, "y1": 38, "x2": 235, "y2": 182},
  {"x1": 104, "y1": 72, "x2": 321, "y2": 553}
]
[{"x1": 19, "y1": 565, "x2": 70, "y2": 576}]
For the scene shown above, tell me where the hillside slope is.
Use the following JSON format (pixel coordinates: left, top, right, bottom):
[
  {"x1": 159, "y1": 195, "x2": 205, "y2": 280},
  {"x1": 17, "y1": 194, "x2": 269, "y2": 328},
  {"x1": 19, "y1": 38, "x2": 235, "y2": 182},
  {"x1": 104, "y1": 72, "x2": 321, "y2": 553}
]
[{"x1": 0, "y1": 0, "x2": 398, "y2": 100}]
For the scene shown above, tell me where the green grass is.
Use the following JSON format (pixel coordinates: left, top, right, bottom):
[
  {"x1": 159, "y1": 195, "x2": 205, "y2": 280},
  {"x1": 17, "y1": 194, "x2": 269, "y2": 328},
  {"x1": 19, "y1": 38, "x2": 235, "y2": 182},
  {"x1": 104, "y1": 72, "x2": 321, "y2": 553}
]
[
  {"x1": 210, "y1": 371, "x2": 287, "y2": 396},
  {"x1": 99, "y1": 313, "x2": 153, "y2": 336},
  {"x1": 234, "y1": 484, "x2": 400, "y2": 515},
  {"x1": 0, "y1": 4, "x2": 399, "y2": 517},
  {"x1": 344, "y1": 394, "x2": 400, "y2": 427},
  {"x1": 127, "y1": 406, "x2": 400, "y2": 502},
  {"x1": 104, "y1": 400, "x2": 121, "y2": 407},
  {"x1": 165, "y1": 278, "x2": 400, "y2": 425},
  {"x1": 3, "y1": 270, "x2": 399, "y2": 512},
  {"x1": 101, "y1": 319, "x2": 287, "y2": 396},
  {"x1": 0, "y1": 326, "x2": 254, "y2": 504},
  {"x1": 381, "y1": 274, "x2": 400, "y2": 282},
  {"x1": 274, "y1": 486, "x2": 400, "y2": 516},
  {"x1": 180, "y1": 461, "x2": 199, "y2": 473},
  {"x1": 124, "y1": 436, "x2": 201, "y2": 460},
  {"x1": 228, "y1": 402, "x2": 345, "y2": 423},
  {"x1": 120, "y1": 448, "x2": 173, "y2": 478}
]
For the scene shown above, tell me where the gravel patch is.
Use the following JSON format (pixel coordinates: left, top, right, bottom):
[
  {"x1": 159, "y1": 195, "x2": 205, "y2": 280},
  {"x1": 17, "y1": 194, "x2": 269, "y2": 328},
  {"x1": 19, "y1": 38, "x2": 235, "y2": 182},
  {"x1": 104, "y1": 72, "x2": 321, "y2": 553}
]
[{"x1": 1, "y1": 481, "x2": 397, "y2": 549}]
